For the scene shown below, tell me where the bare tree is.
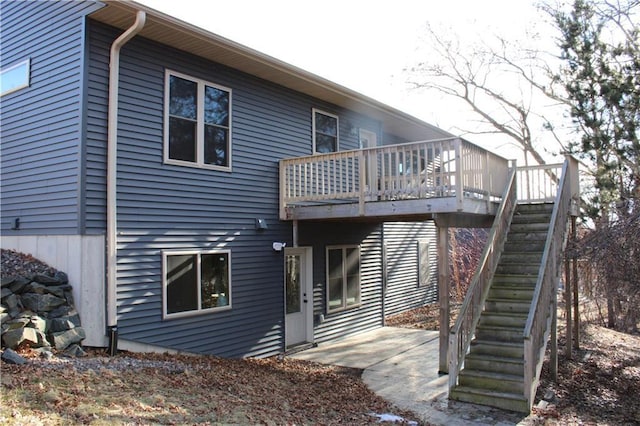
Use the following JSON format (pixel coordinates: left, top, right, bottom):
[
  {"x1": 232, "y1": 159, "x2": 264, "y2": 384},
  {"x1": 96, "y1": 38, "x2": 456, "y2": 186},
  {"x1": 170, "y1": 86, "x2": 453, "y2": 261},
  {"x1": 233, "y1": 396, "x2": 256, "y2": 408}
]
[{"x1": 405, "y1": 23, "x2": 567, "y2": 167}]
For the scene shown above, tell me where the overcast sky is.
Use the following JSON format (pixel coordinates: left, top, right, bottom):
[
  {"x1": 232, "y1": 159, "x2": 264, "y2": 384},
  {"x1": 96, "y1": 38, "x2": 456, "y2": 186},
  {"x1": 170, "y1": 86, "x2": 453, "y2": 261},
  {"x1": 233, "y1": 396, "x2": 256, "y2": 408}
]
[{"x1": 137, "y1": 0, "x2": 551, "y2": 158}]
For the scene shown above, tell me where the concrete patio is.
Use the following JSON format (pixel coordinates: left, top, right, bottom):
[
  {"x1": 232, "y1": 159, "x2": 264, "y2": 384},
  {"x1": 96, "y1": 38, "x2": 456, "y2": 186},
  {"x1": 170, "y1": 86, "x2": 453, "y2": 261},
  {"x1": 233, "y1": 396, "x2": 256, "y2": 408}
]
[{"x1": 289, "y1": 327, "x2": 529, "y2": 425}]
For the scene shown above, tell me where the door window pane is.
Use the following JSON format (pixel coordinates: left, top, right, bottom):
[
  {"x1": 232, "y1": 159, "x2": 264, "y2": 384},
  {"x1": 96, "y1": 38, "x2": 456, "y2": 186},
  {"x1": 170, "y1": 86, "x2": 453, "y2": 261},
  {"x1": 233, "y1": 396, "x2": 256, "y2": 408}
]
[{"x1": 286, "y1": 255, "x2": 301, "y2": 314}]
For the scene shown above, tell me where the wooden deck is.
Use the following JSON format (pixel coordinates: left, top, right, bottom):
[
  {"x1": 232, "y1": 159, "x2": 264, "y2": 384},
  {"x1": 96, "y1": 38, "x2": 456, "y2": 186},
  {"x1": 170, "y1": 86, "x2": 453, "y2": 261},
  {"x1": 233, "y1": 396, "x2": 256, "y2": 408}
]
[{"x1": 280, "y1": 138, "x2": 514, "y2": 223}]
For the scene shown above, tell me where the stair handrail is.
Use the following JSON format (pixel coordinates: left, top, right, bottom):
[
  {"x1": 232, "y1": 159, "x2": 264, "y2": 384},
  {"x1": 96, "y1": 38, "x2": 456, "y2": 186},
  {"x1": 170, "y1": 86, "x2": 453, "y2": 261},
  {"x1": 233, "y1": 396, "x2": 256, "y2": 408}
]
[
  {"x1": 448, "y1": 163, "x2": 518, "y2": 391},
  {"x1": 523, "y1": 158, "x2": 574, "y2": 409}
]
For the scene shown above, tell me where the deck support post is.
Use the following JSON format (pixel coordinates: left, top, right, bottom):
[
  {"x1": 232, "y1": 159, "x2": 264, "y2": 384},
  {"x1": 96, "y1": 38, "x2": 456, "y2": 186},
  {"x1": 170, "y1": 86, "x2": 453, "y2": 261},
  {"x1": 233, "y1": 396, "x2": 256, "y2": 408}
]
[
  {"x1": 550, "y1": 283, "x2": 558, "y2": 381},
  {"x1": 437, "y1": 225, "x2": 450, "y2": 374},
  {"x1": 571, "y1": 216, "x2": 580, "y2": 349},
  {"x1": 564, "y1": 256, "x2": 573, "y2": 359}
]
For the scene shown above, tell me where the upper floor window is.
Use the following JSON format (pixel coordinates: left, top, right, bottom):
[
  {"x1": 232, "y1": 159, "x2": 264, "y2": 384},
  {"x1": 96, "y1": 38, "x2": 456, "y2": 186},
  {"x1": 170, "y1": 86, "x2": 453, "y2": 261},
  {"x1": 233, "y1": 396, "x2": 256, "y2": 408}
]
[
  {"x1": 313, "y1": 109, "x2": 339, "y2": 153},
  {"x1": 1, "y1": 58, "x2": 30, "y2": 97},
  {"x1": 326, "y1": 245, "x2": 360, "y2": 313},
  {"x1": 164, "y1": 70, "x2": 232, "y2": 170},
  {"x1": 163, "y1": 249, "x2": 231, "y2": 319}
]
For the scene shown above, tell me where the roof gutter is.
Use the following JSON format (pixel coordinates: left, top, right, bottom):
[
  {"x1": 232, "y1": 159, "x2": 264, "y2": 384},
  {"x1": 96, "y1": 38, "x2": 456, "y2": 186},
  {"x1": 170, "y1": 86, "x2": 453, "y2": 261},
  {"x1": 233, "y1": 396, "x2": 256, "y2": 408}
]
[{"x1": 106, "y1": 10, "x2": 146, "y2": 356}]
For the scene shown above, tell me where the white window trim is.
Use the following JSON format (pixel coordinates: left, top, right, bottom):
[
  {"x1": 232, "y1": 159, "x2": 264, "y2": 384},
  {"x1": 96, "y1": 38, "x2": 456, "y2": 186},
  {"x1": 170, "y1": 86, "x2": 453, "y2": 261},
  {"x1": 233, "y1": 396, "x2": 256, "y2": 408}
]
[
  {"x1": 312, "y1": 108, "x2": 339, "y2": 154},
  {"x1": 325, "y1": 244, "x2": 361, "y2": 314},
  {"x1": 1, "y1": 58, "x2": 31, "y2": 97},
  {"x1": 162, "y1": 249, "x2": 232, "y2": 320},
  {"x1": 163, "y1": 69, "x2": 233, "y2": 171}
]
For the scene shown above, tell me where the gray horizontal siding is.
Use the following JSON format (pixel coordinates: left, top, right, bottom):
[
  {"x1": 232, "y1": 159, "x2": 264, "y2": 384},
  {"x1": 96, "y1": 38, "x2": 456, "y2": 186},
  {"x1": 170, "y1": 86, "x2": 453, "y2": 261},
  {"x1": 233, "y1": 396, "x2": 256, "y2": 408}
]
[
  {"x1": 383, "y1": 221, "x2": 438, "y2": 317},
  {"x1": 85, "y1": 20, "x2": 384, "y2": 357},
  {"x1": 0, "y1": 0, "x2": 101, "y2": 235},
  {"x1": 299, "y1": 222, "x2": 383, "y2": 344}
]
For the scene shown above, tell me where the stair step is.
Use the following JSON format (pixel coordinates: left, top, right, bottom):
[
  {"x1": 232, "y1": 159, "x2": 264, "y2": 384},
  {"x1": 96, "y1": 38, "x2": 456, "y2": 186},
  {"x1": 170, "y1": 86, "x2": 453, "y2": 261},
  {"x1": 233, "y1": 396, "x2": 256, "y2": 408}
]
[
  {"x1": 503, "y1": 242, "x2": 546, "y2": 252},
  {"x1": 485, "y1": 298, "x2": 531, "y2": 313},
  {"x1": 488, "y1": 286, "x2": 534, "y2": 300},
  {"x1": 505, "y1": 231, "x2": 548, "y2": 242},
  {"x1": 449, "y1": 386, "x2": 529, "y2": 413},
  {"x1": 510, "y1": 212, "x2": 552, "y2": 224},
  {"x1": 500, "y1": 252, "x2": 543, "y2": 264},
  {"x1": 479, "y1": 312, "x2": 528, "y2": 327},
  {"x1": 516, "y1": 202, "x2": 555, "y2": 214},
  {"x1": 459, "y1": 369, "x2": 524, "y2": 393},
  {"x1": 475, "y1": 324, "x2": 524, "y2": 342},
  {"x1": 496, "y1": 264, "x2": 540, "y2": 275},
  {"x1": 492, "y1": 274, "x2": 538, "y2": 286},
  {"x1": 509, "y1": 222, "x2": 550, "y2": 233},
  {"x1": 465, "y1": 353, "x2": 524, "y2": 375},
  {"x1": 470, "y1": 339, "x2": 524, "y2": 358}
]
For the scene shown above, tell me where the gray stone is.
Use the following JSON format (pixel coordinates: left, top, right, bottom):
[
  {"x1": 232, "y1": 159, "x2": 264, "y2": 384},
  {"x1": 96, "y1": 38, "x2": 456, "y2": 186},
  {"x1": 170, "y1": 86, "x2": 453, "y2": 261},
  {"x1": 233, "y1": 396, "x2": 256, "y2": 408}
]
[
  {"x1": 4, "y1": 318, "x2": 30, "y2": 330},
  {"x1": 48, "y1": 304, "x2": 73, "y2": 319},
  {"x1": 35, "y1": 347, "x2": 54, "y2": 360},
  {"x1": 50, "y1": 317, "x2": 76, "y2": 332},
  {"x1": 34, "y1": 329, "x2": 50, "y2": 348},
  {"x1": 1, "y1": 287, "x2": 12, "y2": 299},
  {"x1": 1, "y1": 348, "x2": 27, "y2": 365},
  {"x1": 2, "y1": 327, "x2": 39, "y2": 349},
  {"x1": 62, "y1": 344, "x2": 87, "y2": 358},
  {"x1": 3, "y1": 293, "x2": 22, "y2": 311},
  {"x1": 51, "y1": 327, "x2": 85, "y2": 350},
  {"x1": 63, "y1": 290, "x2": 75, "y2": 306},
  {"x1": 0, "y1": 312, "x2": 9, "y2": 325},
  {"x1": 29, "y1": 315, "x2": 48, "y2": 333},
  {"x1": 21, "y1": 293, "x2": 66, "y2": 312},
  {"x1": 32, "y1": 274, "x2": 61, "y2": 285},
  {"x1": 9, "y1": 277, "x2": 30, "y2": 294},
  {"x1": 1, "y1": 277, "x2": 15, "y2": 287},
  {"x1": 53, "y1": 271, "x2": 68, "y2": 284},
  {"x1": 27, "y1": 282, "x2": 48, "y2": 295}
]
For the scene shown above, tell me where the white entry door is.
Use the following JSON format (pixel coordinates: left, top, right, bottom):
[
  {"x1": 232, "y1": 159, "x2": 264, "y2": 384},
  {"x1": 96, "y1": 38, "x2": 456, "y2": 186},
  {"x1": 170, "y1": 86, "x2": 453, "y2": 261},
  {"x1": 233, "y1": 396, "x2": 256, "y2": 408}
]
[
  {"x1": 285, "y1": 247, "x2": 313, "y2": 348},
  {"x1": 359, "y1": 129, "x2": 378, "y2": 196}
]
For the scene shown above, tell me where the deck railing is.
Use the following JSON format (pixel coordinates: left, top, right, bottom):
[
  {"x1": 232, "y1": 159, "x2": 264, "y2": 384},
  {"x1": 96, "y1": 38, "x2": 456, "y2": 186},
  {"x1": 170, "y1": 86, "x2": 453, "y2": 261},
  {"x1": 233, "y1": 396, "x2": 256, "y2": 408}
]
[
  {"x1": 523, "y1": 156, "x2": 579, "y2": 409},
  {"x1": 279, "y1": 138, "x2": 510, "y2": 219},
  {"x1": 517, "y1": 163, "x2": 563, "y2": 203},
  {"x1": 448, "y1": 164, "x2": 518, "y2": 391}
]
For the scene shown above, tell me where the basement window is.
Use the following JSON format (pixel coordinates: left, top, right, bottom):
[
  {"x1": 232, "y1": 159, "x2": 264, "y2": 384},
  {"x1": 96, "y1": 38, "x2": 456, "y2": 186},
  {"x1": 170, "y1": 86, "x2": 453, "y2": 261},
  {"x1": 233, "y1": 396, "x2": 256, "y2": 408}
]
[
  {"x1": 326, "y1": 245, "x2": 361, "y2": 313},
  {"x1": 1, "y1": 58, "x2": 30, "y2": 96},
  {"x1": 163, "y1": 250, "x2": 231, "y2": 319}
]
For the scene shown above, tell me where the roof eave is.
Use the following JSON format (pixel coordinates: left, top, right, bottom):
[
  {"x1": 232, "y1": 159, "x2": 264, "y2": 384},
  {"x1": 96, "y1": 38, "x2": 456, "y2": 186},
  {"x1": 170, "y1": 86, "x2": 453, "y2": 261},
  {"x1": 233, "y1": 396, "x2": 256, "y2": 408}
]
[{"x1": 89, "y1": 0, "x2": 454, "y2": 141}]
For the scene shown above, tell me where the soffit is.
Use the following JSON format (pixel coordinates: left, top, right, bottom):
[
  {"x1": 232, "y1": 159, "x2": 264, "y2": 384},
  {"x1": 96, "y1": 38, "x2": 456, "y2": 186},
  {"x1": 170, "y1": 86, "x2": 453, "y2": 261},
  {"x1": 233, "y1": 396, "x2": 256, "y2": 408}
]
[{"x1": 89, "y1": 0, "x2": 454, "y2": 141}]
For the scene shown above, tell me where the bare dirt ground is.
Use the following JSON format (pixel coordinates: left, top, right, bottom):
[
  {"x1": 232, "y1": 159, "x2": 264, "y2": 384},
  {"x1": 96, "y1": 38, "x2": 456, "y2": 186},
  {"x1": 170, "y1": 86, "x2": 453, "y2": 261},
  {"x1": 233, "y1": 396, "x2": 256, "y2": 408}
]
[
  {"x1": 5, "y1": 307, "x2": 638, "y2": 426},
  {"x1": 0, "y1": 349, "x2": 423, "y2": 425}
]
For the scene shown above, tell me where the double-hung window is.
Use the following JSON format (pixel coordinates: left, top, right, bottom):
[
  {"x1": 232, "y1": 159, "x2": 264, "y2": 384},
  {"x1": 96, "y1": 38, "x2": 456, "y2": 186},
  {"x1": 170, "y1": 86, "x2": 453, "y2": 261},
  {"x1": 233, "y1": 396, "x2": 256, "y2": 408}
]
[
  {"x1": 326, "y1": 245, "x2": 361, "y2": 313},
  {"x1": 313, "y1": 109, "x2": 339, "y2": 153},
  {"x1": 163, "y1": 250, "x2": 231, "y2": 319},
  {"x1": 164, "y1": 70, "x2": 231, "y2": 170}
]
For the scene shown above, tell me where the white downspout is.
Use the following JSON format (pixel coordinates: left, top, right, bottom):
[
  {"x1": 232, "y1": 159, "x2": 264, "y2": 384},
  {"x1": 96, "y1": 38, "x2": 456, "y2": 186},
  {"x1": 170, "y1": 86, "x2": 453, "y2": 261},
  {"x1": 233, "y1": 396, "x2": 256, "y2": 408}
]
[{"x1": 107, "y1": 11, "x2": 146, "y2": 355}]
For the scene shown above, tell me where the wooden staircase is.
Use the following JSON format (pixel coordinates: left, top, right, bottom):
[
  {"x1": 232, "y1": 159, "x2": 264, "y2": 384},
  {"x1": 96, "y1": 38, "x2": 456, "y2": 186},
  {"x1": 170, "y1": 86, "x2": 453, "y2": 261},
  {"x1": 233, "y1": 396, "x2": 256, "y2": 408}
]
[{"x1": 449, "y1": 203, "x2": 554, "y2": 412}]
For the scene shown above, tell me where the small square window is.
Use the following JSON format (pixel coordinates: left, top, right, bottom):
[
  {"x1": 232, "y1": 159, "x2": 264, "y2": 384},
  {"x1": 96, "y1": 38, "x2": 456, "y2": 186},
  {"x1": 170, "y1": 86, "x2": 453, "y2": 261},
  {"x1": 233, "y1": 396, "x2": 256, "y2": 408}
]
[
  {"x1": 163, "y1": 250, "x2": 231, "y2": 318},
  {"x1": 326, "y1": 245, "x2": 360, "y2": 313},
  {"x1": 313, "y1": 109, "x2": 339, "y2": 153},
  {"x1": 164, "y1": 70, "x2": 232, "y2": 170},
  {"x1": 1, "y1": 59, "x2": 30, "y2": 97}
]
